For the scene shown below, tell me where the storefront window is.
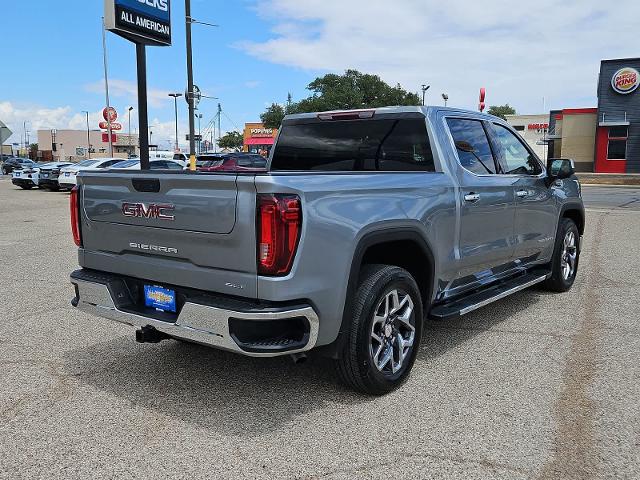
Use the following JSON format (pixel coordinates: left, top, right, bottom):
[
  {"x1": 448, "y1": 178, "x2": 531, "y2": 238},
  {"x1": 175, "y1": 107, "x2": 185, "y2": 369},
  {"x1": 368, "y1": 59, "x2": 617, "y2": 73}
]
[
  {"x1": 609, "y1": 126, "x2": 628, "y2": 138},
  {"x1": 607, "y1": 126, "x2": 628, "y2": 160},
  {"x1": 608, "y1": 139, "x2": 627, "y2": 159}
]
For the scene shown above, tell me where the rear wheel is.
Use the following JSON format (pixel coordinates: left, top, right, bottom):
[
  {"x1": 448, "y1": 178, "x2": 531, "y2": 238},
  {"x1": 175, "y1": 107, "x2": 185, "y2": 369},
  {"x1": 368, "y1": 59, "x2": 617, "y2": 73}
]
[
  {"x1": 335, "y1": 264, "x2": 423, "y2": 395},
  {"x1": 20, "y1": 185, "x2": 33, "y2": 190},
  {"x1": 543, "y1": 218, "x2": 580, "y2": 292}
]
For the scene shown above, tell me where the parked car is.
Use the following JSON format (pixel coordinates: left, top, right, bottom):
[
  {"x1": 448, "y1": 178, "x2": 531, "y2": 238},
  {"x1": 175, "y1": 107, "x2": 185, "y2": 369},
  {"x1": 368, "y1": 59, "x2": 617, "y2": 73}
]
[
  {"x1": 197, "y1": 153, "x2": 267, "y2": 172},
  {"x1": 31, "y1": 162, "x2": 72, "y2": 187},
  {"x1": 149, "y1": 151, "x2": 179, "y2": 160},
  {"x1": 69, "y1": 106, "x2": 584, "y2": 394},
  {"x1": 2, "y1": 158, "x2": 37, "y2": 175},
  {"x1": 11, "y1": 164, "x2": 41, "y2": 189},
  {"x1": 110, "y1": 159, "x2": 186, "y2": 170},
  {"x1": 58, "y1": 158, "x2": 126, "y2": 189},
  {"x1": 38, "y1": 162, "x2": 77, "y2": 191}
]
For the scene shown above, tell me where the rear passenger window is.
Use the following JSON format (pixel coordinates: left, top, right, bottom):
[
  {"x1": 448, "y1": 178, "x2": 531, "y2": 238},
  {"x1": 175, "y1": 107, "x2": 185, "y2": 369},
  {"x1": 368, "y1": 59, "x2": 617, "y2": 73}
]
[
  {"x1": 271, "y1": 118, "x2": 435, "y2": 172},
  {"x1": 446, "y1": 118, "x2": 497, "y2": 175}
]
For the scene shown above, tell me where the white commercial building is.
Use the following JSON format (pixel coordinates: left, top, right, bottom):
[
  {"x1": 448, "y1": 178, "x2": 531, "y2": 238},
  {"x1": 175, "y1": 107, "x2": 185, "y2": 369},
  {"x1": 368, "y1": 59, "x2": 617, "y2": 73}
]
[
  {"x1": 37, "y1": 130, "x2": 139, "y2": 162},
  {"x1": 505, "y1": 114, "x2": 551, "y2": 161}
]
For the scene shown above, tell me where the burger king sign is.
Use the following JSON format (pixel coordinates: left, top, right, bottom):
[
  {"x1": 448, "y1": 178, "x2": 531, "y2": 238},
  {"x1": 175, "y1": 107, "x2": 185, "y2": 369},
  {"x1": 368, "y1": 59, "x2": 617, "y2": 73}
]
[{"x1": 611, "y1": 67, "x2": 639, "y2": 95}]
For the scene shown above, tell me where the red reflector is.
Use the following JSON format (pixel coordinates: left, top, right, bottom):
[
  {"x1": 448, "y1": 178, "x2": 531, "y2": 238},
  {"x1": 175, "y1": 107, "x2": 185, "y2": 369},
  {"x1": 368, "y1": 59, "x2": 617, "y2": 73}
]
[
  {"x1": 257, "y1": 194, "x2": 302, "y2": 276},
  {"x1": 70, "y1": 186, "x2": 82, "y2": 247}
]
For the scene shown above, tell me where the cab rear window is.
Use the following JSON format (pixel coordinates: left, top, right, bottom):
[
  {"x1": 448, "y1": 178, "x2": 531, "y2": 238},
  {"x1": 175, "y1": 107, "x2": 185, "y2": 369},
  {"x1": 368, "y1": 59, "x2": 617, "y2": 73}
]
[{"x1": 271, "y1": 118, "x2": 435, "y2": 172}]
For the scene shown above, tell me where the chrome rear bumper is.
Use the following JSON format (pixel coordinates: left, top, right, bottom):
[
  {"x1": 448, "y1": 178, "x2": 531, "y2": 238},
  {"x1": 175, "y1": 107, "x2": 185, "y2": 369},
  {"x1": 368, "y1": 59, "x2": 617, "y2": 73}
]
[{"x1": 70, "y1": 270, "x2": 319, "y2": 357}]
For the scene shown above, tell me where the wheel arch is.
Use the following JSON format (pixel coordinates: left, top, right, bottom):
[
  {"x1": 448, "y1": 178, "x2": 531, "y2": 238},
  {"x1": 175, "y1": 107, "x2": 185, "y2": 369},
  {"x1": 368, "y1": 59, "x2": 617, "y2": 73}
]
[
  {"x1": 560, "y1": 202, "x2": 585, "y2": 236},
  {"x1": 319, "y1": 227, "x2": 436, "y2": 359}
]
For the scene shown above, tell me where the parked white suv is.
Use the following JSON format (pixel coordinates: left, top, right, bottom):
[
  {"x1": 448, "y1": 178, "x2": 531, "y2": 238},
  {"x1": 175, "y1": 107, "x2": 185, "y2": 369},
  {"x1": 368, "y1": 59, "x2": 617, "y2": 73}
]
[{"x1": 59, "y1": 158, "x2": 125, "y2": 189}]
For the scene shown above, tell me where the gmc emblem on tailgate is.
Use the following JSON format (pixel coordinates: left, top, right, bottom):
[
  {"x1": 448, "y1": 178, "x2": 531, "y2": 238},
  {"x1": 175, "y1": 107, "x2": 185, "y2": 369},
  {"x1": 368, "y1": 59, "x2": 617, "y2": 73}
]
[{"x1": 122, "y1": 202, "x2": 175, "y2": 221}]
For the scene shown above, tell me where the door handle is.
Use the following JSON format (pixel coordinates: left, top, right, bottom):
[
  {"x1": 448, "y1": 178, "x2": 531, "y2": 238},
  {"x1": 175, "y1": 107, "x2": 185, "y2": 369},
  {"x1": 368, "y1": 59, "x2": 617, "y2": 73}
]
[
  {"x1": 464, "y1": 193, "x2": 480, "y2": 203},
  {"x1": 516, "y1": 190, "x2": 529, "y2": 198}
]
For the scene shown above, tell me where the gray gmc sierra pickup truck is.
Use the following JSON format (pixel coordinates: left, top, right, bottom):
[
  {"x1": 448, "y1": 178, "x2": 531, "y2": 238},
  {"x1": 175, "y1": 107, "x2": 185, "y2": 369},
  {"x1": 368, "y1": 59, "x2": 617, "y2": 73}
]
[{"x1": 69, "y1": 106, "x2": 584, "y2": 395}]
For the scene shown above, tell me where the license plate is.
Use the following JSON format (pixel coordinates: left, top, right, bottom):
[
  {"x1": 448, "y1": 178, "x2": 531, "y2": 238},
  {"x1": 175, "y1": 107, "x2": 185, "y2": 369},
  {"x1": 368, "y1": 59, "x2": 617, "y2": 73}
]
[
  {"x1": 144, "y1": 285, "x2": 176, "y2": 312},
  {"x1": 65, "y1": 172, "x2": 70, "y2": 177}
]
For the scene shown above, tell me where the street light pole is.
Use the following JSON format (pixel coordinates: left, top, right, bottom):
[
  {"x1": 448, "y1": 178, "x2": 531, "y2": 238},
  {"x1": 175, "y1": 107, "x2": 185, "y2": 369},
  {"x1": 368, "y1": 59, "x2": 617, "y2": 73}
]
[
  {"x1": 421, "y1": 85, "x2": 430, "y2": 106},
  {"x1": 185, "y1": 0, "x2": 197, "y2": 170},
  {"x1": 101, "y1": 17, "x2": 114, "y2": 157},
  {"x1": 128, "y1": 106, "x2": 134, "y2": 157},
  {"x1": 168, "y1": 93, "x2": 182, "y2": 152},
  {"x1": 82, "y1": 111, "x2": 91, "y2": 158}
]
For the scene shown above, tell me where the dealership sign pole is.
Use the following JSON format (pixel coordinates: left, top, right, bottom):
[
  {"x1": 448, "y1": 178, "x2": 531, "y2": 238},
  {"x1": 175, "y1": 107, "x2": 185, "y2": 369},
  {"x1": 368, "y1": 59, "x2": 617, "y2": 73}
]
[{"x1": 104, "y1": 0, "x2": 172, "y2": 169}]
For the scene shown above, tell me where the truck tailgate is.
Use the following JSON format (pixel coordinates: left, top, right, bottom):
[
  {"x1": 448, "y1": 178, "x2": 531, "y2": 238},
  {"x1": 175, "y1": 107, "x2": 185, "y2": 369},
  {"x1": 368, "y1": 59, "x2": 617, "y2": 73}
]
[{"x1": 78, "y1": 172, "x2": 258, "y2": 298}]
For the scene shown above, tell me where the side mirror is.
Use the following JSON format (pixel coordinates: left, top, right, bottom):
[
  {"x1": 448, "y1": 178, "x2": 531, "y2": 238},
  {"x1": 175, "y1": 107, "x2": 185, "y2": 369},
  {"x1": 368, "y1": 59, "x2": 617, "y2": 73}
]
[{"x1": 547, "y1": 158, "x2": 575, "y2": 180}]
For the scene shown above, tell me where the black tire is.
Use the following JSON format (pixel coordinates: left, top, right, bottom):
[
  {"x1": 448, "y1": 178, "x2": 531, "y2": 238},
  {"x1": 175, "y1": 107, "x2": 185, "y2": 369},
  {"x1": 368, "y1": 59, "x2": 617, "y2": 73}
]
[
  {"x1": 543, "y1": 218, "x2": 580, "y2": 292},
  {"x1": 20, "y1": 185, "x2": 33, "y2": 190},
  {"x1": 334, "y1": 264, "x2": 423, "y2": 395}
]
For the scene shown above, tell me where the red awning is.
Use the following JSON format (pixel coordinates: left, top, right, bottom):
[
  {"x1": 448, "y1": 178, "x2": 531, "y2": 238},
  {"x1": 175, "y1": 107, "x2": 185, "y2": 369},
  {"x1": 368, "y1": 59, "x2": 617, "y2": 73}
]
[{"x1": 245, "y1": 137, "x2": 275, "y2": 146}]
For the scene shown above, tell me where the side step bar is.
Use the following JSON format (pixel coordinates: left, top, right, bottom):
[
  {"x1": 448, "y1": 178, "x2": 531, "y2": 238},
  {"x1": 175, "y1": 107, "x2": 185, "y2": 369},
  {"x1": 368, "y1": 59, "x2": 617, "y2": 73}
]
[{"x1": 429, "y1": 271, "x2": 550, "y2": 320}]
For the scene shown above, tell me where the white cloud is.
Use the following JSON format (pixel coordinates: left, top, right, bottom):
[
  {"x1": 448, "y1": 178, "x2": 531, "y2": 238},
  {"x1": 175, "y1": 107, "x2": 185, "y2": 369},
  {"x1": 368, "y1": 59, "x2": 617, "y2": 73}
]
[
  {"x1": 244, "y1": 80, "x2": 261, "y2": 89},
  {"x1": 239, "y1": 0, "x2": 639, "y2": 112},
  {"x1": 0, "y1": 102, "x2": 183, "y2": 149},
  {"x1": 84, "y1": 79, "x2": 171, "y2": 108},
  {"x1": 0, "y1": 101, "x2": 75, "y2": 145},
  {"x1": 0, "y1": 101, "x2": 147, "y2": 145}
]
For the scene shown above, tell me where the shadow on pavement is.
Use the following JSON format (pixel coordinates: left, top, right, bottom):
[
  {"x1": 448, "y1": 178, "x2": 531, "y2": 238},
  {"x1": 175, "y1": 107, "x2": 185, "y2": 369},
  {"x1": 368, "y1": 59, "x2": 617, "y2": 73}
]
[
  {"x1": 64, "y1": 288, "x2": 546, "y2": 435},
  {"x1": 419, "y1": 288, "x2": 548, "y2": 361}
]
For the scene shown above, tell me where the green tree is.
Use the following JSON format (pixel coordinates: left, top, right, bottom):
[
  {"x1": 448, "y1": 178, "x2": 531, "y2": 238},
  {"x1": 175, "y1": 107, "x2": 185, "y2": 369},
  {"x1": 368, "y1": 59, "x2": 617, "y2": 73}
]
[
  {"x1": 29, "y1": 143, "x2": 38, "y2": 159},
  {"x1": 487, "y1": 104, "x2": 516, "y2": 120},
  {"x1": 217, "y1": 131, "x2": 243, "y2": 151},
  {"x1": 261, "y1": 70, "x2": 421, "y2": 127},
  {"x1": 260, "y1": 103, "x2": 286, "y2": 130}
]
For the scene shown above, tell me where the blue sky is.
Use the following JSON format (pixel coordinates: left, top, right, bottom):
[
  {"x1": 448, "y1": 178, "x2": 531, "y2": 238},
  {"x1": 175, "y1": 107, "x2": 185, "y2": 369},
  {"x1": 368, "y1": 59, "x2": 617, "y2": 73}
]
[
  {"x1": 2, "y1": 0, "x2": 639, "y2": 150},
  {"x1": 0, "y1": 0, "x2": 318, "y2": 149}
]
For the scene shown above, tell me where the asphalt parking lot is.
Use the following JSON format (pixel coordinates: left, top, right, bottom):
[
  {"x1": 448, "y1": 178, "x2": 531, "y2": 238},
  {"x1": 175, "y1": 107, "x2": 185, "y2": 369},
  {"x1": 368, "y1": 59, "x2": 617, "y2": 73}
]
[{"x1": 1, "y1": 178, "x2": 639, "y2": 480}]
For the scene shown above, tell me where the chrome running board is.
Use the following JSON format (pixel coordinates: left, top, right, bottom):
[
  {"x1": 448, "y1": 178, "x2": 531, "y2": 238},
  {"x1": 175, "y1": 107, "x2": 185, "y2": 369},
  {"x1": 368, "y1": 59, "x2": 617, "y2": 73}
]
[{"x1": 430, "y1": 272, "x2": 550, "y2": 320}]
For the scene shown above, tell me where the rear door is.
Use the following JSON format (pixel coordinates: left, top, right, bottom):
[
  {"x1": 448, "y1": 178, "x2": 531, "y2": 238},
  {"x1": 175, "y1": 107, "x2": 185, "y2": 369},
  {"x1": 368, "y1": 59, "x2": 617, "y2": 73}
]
[
  {"x1": 445, "y1": 117, "x2": 517, "y2": 281},
  {"x1": 489, "y1": 122, "x2": 557, "y2": 263},
  {"x1": 78, "y1": 172, "x2": 259, "y2": 297}
]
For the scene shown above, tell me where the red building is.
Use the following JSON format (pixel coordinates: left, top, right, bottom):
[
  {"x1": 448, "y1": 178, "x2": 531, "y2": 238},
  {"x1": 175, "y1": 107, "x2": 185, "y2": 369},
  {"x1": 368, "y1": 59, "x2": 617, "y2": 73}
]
[{"x1": 594, "y1": 59, "x2": 640, "y2": 173}]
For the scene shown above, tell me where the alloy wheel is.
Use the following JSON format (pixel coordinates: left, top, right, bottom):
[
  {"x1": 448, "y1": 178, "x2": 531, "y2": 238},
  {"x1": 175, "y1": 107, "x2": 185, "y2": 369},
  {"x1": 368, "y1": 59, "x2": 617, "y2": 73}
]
[
  {"x1": 561, "y1": 230, "x2": 577, "y2": 280},
  {"x1": 369, "y1": 289, "x2": 416, "y2": 375}
]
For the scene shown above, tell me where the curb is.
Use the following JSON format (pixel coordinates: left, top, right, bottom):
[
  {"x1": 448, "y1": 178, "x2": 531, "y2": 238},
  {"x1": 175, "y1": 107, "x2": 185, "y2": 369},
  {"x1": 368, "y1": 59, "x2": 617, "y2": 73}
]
[{"x1": 576, "y1": 174, "x2": 640, "y2": 186}]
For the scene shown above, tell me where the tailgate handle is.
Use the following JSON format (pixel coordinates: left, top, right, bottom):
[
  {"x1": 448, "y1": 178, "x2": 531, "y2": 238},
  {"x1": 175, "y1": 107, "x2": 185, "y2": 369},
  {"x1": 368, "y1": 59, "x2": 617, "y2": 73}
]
[{"x1": 132, "y1": 178, "x2": 160, "y2": 193}]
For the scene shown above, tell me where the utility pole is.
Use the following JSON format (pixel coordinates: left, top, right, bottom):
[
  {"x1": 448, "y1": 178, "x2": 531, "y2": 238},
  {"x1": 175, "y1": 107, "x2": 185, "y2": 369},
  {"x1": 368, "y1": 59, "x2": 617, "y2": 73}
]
[
  {"x1": 101, "y1": 17, "x2": 114, "y2": 157},
  {"x1": 217, "y1": 103, "x2": 222, "y2": 151},
  {"x1": 168, "y1": 93, "x2": 182, "y2": 152},
  {"x1": 197, "y1": 113, "x2": 203, "y2": 154},
  {"x1": 185, "y1": 0, "x2": 196, "y2": 170},
  {"x1": 82, "y1": 111, "x2": 91, "y2": 158}
]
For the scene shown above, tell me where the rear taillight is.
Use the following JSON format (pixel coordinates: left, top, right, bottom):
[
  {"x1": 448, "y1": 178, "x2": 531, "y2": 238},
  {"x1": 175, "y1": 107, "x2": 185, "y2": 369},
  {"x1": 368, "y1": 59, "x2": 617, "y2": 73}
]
[
  {"x1": 70, "y1": 186, "x2": 82, "y2": 247},
  {"x1": 257, "y1": 194, "x2": 302, "y2": 276}
]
